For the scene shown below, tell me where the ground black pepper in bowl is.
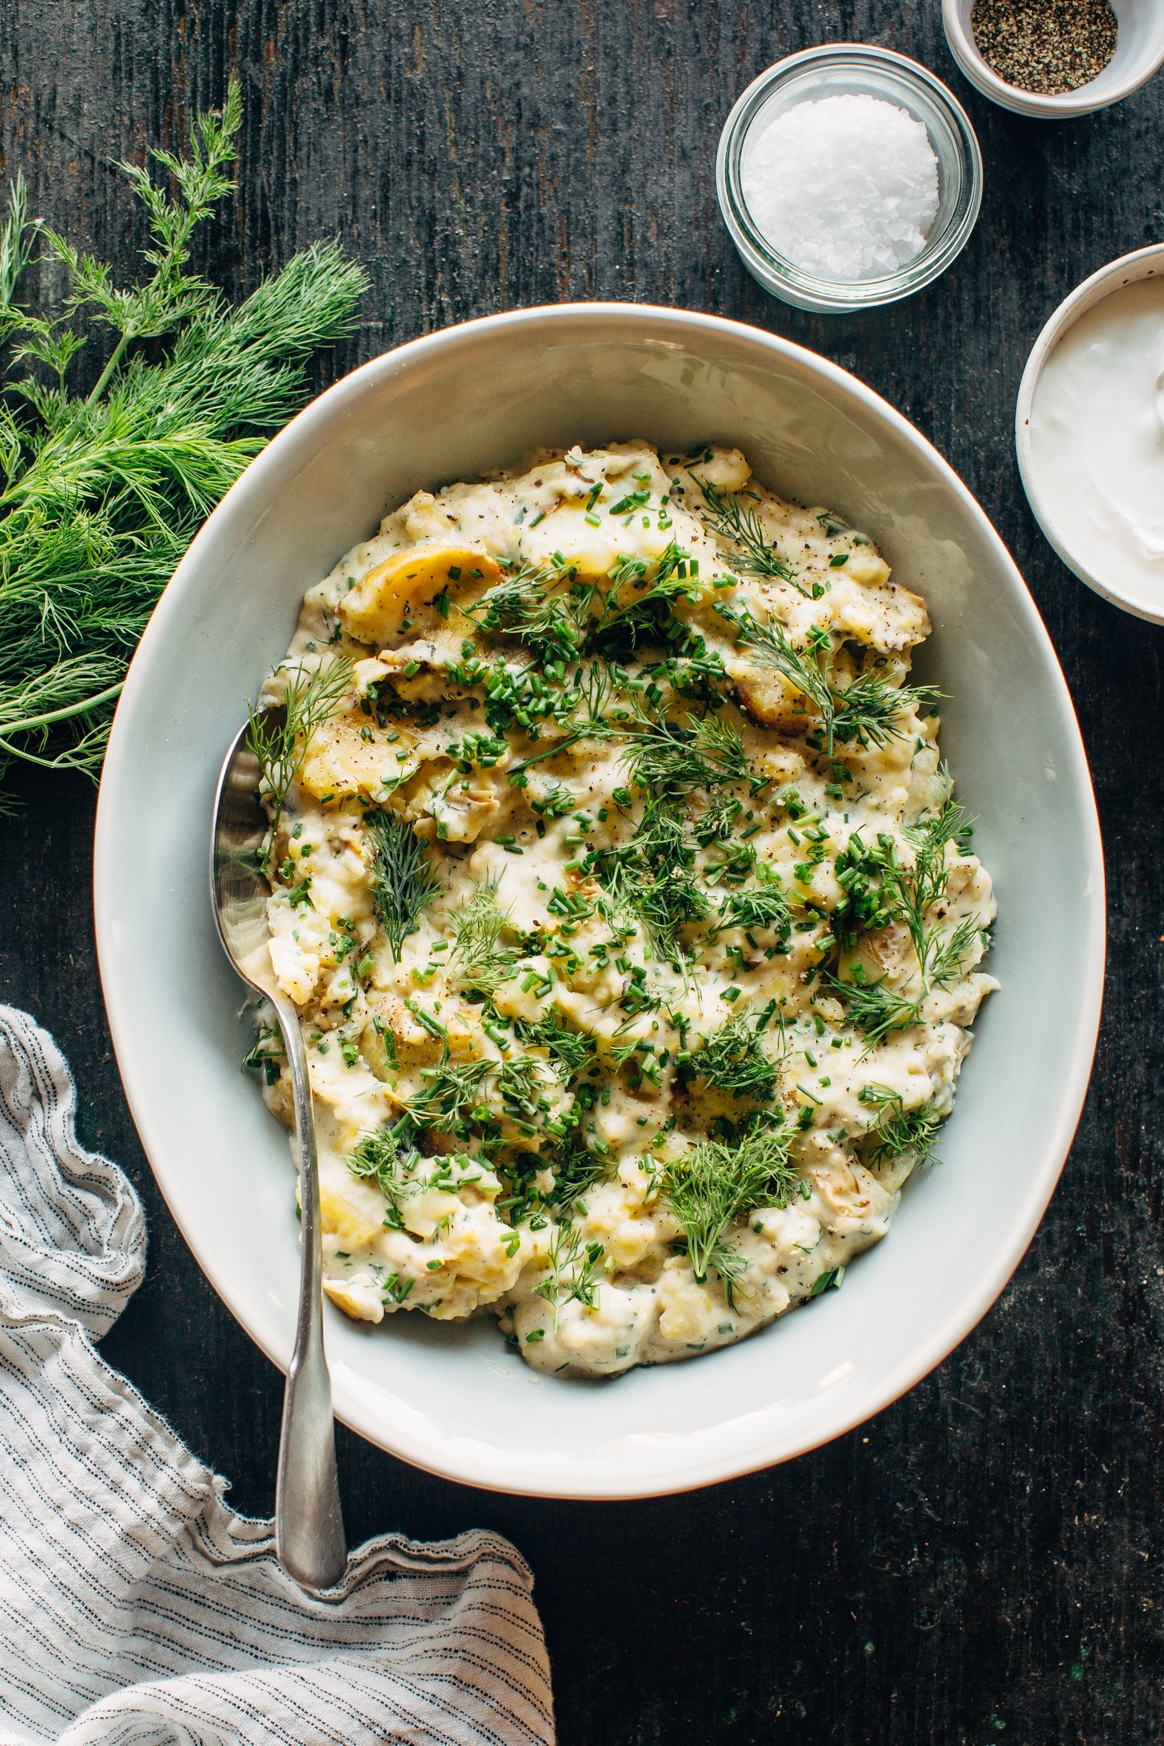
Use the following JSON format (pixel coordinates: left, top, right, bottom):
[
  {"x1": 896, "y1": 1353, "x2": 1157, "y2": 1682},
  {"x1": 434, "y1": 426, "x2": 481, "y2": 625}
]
[{"x1": 971, "y1": 0, "x2": 1118, "y2": 93}]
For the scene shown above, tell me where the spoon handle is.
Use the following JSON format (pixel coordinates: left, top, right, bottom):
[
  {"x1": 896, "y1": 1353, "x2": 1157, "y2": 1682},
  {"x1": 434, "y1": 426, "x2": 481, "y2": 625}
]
[{"x1": 272, "y1": 994, "x2": 346, "y2": 1592}]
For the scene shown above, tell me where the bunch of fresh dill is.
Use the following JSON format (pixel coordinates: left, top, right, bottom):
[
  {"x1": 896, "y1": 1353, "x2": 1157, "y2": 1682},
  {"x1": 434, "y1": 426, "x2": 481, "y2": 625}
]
[{"x1": 0, "y1": 82, "x2": 365, "y2": 807}]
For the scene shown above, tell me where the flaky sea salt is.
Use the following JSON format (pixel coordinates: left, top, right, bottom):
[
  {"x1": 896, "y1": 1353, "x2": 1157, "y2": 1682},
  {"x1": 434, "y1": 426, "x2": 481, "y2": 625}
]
[{"x1": 740, "y1": 93, "x2": 940, "y2": 282}]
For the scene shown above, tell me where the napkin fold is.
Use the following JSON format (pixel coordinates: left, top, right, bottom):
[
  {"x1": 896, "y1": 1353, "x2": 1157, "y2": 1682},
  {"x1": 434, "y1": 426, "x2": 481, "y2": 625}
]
[{"x1": 0, "y1": 1006, "x2": 554, "y2": 1746}]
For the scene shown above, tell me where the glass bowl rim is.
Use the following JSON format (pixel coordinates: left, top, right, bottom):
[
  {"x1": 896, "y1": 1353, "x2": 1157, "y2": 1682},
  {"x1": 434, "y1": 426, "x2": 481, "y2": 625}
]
[{"x1": 716, "y1": 42, "x2": 984, "y2": 313}]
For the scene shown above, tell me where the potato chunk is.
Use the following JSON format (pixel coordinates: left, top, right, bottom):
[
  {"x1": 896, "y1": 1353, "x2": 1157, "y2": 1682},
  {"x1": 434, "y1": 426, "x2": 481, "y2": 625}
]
[{"x1": 337, "y1": 544, "x2": 503, "y2": 645}]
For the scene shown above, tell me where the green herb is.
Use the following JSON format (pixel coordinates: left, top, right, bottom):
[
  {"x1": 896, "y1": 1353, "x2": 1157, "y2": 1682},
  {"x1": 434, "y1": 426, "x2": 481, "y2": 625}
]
[
  {"x1": 623, "y1": 707, "x2": 750, "y2": 795},
  {"x1": 403, "y1": 1056, "x2": 493, "y2": 1136},
  {"x1": 450, "y1": 875, "x2": 522, "y2": 995},
  {"x1": 716, "y1": 866, "x2": 791, "y2": 936},
  {"x1": 684, "y1": 1011, "x2": 778, "y2": 1101},
  {"x1": 533, "y1": 1221, "x2": 606, "y2": 1326},
  {"x1": 807, "y1": 1267, "x2": 845, "y2": 1296},
  {"x1": 858, "y1": 1083, "x2": 946, "y2": 1168},
  {"x1": 241, "y1": 1019, "x2": 285, "y2": 1086},
  {"x1": 664, "y1": 1129, "x2": 797, "y2": 1300},
  {"x1": 694, "y1": 476, "x2": 798, "y2": 587},
  {"x1": 247, "y1": 657, "x2": 353, "y2": 860},
  {"x1": 513, "y1": 1012, "x2": 597, "y2": 1079},
  {"x1": 366, "y1": 810, "x2": 441, "y2": 960},
  {"x1": 722, "y1": 608, "x2": 938, "y2": 758},
  {"x1": 0, "y1": 85, "x2": 364, "y2": 804},
  {"x1": 823, "y1": 973, "x2": 923, "y2": 1046},
  {"x1": 347, "y1": 1130, "x2": 422, "y2": 1226}
]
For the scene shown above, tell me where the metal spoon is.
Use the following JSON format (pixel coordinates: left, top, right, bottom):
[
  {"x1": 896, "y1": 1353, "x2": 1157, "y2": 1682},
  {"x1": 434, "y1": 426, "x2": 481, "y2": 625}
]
[{"x1": 210, "y1": 717, "x2": 346, "y2": 1593}]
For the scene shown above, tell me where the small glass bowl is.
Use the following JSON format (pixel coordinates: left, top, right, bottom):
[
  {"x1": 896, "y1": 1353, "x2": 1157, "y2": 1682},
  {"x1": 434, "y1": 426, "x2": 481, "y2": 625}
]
[{"x1": 716, "y1": 43, "x2": 984, "y2": 314}]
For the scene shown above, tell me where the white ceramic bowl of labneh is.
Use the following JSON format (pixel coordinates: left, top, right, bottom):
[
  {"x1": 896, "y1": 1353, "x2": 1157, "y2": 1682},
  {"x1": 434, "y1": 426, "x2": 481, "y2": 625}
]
[
  {"x1": 943, "y1": 0, "x2": 1164, "y2": 119},
  {"x1": 95, "y1": 304, "x2": 1103, "y2": 1500},
  {"x1": 1017, "y1": 243, "x2": 1164, "y2": 623}
]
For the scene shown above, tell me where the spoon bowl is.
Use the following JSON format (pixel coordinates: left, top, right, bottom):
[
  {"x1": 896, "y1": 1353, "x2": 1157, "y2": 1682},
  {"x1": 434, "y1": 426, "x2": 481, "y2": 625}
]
[{"x1": 210, "y1": 717, "x2": 346, "y2": 1594}]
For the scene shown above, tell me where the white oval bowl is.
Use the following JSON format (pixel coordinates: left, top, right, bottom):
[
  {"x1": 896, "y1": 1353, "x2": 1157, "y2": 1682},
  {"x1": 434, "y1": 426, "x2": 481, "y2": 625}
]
[
  {"x1": 943, "y1": 0, "x2": 1164, "y2": 117},
  {"x1": 1016, "y1": 242, "x2": 1164, "y2": 623},
  {"x1": 94, "y1": 303, "x2": 1104, "y2": 1500}
]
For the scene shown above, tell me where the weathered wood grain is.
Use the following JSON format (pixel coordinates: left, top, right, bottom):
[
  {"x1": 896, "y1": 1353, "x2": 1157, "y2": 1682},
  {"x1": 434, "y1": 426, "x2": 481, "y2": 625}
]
[{"x1": 1, "y1": 1, "x2": 1162, "y2": 1740}]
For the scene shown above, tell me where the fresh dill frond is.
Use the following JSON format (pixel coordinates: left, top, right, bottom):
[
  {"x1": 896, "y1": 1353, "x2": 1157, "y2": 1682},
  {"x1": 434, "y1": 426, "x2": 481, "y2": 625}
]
[
  {"x1": 347, "y1": 1129, "x2": 423, "y2": 1225},
  {"x1": 591, "y1": 803, "x2": 708, "y2": 963},
  {"x1": 684, "y1": 1012, "x2": 778, "y2": 1101},
  {"x1": 926, "y1": 914, "x2": 982, "y2": 988},
  {"x1": 533, "y1": 1221, "x2": 605, "y2": 1326},
  {"x1": 513, "y1": 1012, "x2": 596, "y2": 1080},
  {"x1": 247, "y1": 656, "x2": 353, "y2": 854},
  {"x1": 722, "y1": 608, "x2": 937, "y2": 757},
  {"x1": 588, "y1": 540, "x2": 701, "y2": 650},
  {"x1": 858, "y1": 1084, "x2": 945, "y2": 1168},
  {"x1": 450, "y1": 875, "x2": 522, "y2": 995},
  {"x1": 466, "y1": 557, "x2": 593, "y2": 661},
  {"x1": 908, "y1": 770, "x2": 973, "y2": 854},
  {"x1": 831, "y1": 668, "x2": 941, "y2": 752},
  {"x1": 632, "y1": 867, "x2": 711, "y2": 964},
  {"x1": 717, "y1": 868, "x2": 791, "y2": 936},
  {"x1": 366, "y1": 809, "x2": 442, "y2": 960},
  {"x1": 402, "y1": 1056, "x2": 493, "y2": 1135},
  {"x1": 0, "y1": 85, "x2": 365, "y2": 802},
  {"x1": 694, "y1": 793, "x2": 742, "y2": 846},
  {"x1": 694, "y1": 476, "x2": 799, "y2": 588},
  {"x1": 664, "y1": 1128, "x2": 796, "y2": 1286},
  {"x1": 545, "y1": 1147, "x2": 611, "y2": 1212},
  {"x1": 841, "y1": 790, "x2": 980, "y2": 991},
  {"x1": 623, "y1": 707, "x2": 750, "y2": 795},
  {"x1": 824, "y1": 972, "x2": 922, "y2": 1046}
]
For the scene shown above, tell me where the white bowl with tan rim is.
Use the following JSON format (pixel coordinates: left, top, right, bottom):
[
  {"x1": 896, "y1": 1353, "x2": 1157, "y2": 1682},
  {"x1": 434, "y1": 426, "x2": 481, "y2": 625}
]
[
  {"x1": 1016, "y1": 242, "x2": 1164, "y2": 622},
  {"x1": 943, "y1": 0, "x2": 1164, "y2": 117}
]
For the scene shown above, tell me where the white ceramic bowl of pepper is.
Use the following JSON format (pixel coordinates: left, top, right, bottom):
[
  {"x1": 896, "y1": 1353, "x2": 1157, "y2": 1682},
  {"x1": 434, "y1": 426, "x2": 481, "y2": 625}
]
[{"x1": 943, "y1": 0, "x2": 1164, "y2": 117}]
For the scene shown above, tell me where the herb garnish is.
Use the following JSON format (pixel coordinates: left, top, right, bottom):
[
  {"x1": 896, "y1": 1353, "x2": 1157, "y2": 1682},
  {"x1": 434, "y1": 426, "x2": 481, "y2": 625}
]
[
  {"x1": 722, "y1": 607, "x2": 938, "y2": 757},
  {"x1": 0, "y1": 85, "x2": 364, "y2": 802},
  {"x1": 664, "y1": 1128, "x2": 797, "y2": 1301},
  {"x1": 366, "y1": 810, "x2": 441, "y2": 961},
  {"x1": 858, "y1": 1084, "x2": 945, "y2": 1168},
  {"x1": 247, "y1": 657, "x2": 353, "y2": 860},
  {"x1": 694, "y1": 476, "x2": 799, "y2": 588}
]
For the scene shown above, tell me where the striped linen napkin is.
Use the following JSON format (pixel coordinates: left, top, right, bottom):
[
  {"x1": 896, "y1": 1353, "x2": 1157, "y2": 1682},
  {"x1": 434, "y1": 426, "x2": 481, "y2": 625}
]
[{"x1": 0, "y1": 1006, "x2": 555, "y2": 1746}]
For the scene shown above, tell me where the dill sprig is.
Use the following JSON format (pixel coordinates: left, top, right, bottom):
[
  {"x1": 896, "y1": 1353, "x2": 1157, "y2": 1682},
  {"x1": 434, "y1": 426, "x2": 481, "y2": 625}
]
[
  {"x1": 513, "y1": 1012, "x2": 597, "y2": 1079},
  {"x1": 347, "y1": 1130, "x2": 424, "y2": 1225},
  {"x1": 716, "y1": 866, "x2": 791, "y2": 937},
  {"x1": 722, "y1": 607, "x2": 937, "y2": 758},
  {"x1": 468, "y1": 541, "x2": 700, "y2": 661},
  {"x1": 682, "y1": 1011, "x2": 778, "y2": 1102},
  {"x1": 533, "y1": 1222, "x2": 606, "y2": 1327},
  {"x1": 665, "y1": 1128, "x2": 796, "y2": 1291},
  {"x1": 858, "y1": 1084, "x2": 945, "y2": 1168},
  {"x1": 0, "y1": 84, "x2": 364, "y2": 804},
  {"x1": 402, "y1": 1056, "x2": 493, "y2": 1135},
  {"x1": 247, "y1": 657, "x2": 353, "y2": 856},
  {"x1": 694, "y1": 476, "x2": 799, "y2": 588},
  {"x1": 623, "y1": 707, "x2": 750, "y2": 795},
  {"x1": 823, "y1": 971, "x2": 923, "y2": 1046},
  {"x1": 836, "y1": 786, "x2": 983, "y2": 995},
  {"x1": 366, "y1": 810, "x2": 442, "y2": 961},
  {"x1": 450, "y1": 875, "x2": 522, "y2": 995}
]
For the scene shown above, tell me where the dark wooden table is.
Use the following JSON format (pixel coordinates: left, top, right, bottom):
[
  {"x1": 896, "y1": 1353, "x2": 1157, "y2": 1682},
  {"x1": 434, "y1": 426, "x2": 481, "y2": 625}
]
[{"x1": 3, "y1": 3, "x2": 1162, "y2": 1740}]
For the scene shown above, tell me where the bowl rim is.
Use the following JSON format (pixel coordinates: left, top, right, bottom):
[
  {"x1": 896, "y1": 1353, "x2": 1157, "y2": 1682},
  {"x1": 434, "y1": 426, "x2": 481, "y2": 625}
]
[
  {"x1": 715, "y1": 42, "x2": 983, "y2": 314},
  {"x1": 1015, "y1": 241, "x2": 1164, "y2": 623},
  {"x1": 942, "y1": 0, "x2": 1164, "y2": 117},
  {"x1": 95, "y1": 301, "x2": 1106, "y2": 1498}
]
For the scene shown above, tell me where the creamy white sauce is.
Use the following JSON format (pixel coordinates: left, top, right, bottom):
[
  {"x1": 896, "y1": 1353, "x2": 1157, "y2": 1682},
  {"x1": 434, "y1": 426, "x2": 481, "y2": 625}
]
[{"x1": 1029, "y1": 277, "x2": 1164, "y2": 608}]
